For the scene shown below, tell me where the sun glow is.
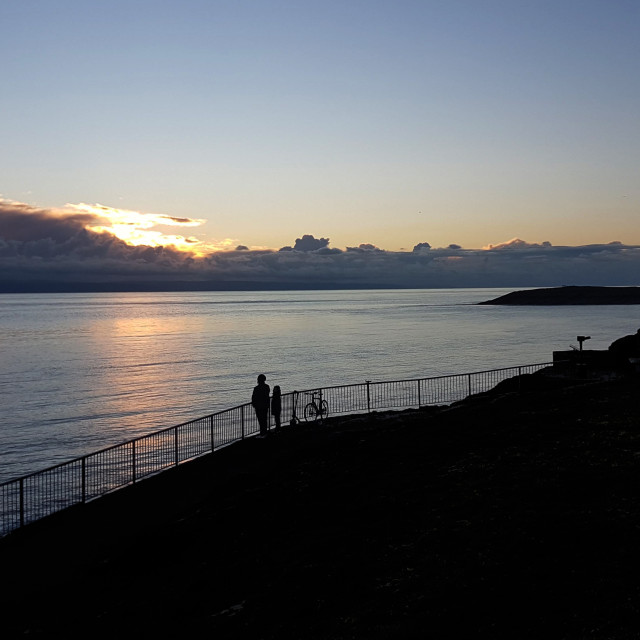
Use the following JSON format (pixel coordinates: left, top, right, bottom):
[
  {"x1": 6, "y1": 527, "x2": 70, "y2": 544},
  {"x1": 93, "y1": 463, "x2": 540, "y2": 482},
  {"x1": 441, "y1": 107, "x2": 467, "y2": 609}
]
[{"x1": 66, "y1": 202, "x2": 214, "y2": 254}]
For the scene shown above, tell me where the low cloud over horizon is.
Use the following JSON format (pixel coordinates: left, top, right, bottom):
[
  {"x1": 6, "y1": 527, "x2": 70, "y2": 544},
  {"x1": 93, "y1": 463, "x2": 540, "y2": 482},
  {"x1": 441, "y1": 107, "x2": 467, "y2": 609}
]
[{"x1": 1, "y1": 199, "x2": 639, "y2": 292}]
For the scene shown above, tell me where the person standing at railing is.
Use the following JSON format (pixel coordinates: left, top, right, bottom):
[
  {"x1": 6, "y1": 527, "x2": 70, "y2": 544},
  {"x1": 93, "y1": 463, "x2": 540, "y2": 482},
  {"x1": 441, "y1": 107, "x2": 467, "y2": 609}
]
[
  {"x1": 271, "y1": 385, "x2": 282, "y2": 431},
  {"x1": 252, "y1": 374, "x2": 271, "y2": 437}
]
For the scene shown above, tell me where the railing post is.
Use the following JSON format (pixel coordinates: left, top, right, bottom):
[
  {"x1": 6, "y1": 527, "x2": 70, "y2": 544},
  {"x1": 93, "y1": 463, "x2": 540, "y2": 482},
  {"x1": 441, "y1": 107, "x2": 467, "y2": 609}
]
[
  {"x1": 417, "y1": 379, "x2": 421, "y2": 408},
  {"x1": 467, "y1": 373, "x2": 472, "y2": 398},
  {"x1": 174, "y1": 427, "x2": 179, "y2": 466},
  {"x1": 366, "y1": 381, "x2": 371, "y2": 413},
  {"x1": 81, "y1": 457, "x2": 86, "y2": 503},
  {"x1": 132, "y1": 440, "x2": 137, "y2": 484},
  {"x1": 210, "y1": 415, "x2": 215, "y2": 452},
  {"x1": 518, "y1": 366, "x2": 523, "y2": 392},
  {"x1": 241, "y1": 406, "x2": 245, "y2": 440},
  {"x1": 19, "y1": 478, "x2": 24, "y2": 528}
]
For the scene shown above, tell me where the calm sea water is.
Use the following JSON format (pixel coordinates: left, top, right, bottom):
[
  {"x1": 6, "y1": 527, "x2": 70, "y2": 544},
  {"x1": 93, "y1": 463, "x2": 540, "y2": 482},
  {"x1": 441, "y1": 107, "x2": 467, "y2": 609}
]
[{"x1": 1, "y1": 288, "x2": 638, "y2": 482}]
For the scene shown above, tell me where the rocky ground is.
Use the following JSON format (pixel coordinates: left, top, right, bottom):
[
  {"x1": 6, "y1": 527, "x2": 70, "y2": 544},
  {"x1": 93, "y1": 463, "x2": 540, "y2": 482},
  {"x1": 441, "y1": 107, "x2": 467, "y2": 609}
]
[{"x1": 2, "y1": 375, "x2": 640, "y2": 639}]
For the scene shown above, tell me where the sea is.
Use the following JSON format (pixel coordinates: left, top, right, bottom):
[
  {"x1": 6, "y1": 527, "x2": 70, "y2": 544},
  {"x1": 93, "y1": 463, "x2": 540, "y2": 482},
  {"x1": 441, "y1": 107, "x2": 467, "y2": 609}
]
[{"x1": 1, "y1": 288, "x2": 638, "y2": 483}]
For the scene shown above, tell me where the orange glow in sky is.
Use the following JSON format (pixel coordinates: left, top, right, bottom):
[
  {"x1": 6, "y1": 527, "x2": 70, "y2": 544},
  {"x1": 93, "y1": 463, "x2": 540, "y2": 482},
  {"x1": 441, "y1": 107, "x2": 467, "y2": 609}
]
[{"x1": 65, "y1": 203, "x2": 232, "y2": 255}]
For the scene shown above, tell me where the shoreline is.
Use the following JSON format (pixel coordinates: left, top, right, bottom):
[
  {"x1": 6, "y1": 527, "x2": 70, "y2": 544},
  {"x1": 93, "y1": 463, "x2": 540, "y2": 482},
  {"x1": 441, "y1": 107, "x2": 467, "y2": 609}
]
[{"x1": 3, "y1": 376, "x2": 640, "y2": 638}]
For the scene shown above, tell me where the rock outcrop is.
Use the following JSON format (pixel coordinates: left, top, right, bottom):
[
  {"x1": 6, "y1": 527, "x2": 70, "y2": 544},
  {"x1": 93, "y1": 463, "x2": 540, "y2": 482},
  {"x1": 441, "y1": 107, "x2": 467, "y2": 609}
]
[{"x1": 479, "y1": 285, "x2": 640, "y2": 305}]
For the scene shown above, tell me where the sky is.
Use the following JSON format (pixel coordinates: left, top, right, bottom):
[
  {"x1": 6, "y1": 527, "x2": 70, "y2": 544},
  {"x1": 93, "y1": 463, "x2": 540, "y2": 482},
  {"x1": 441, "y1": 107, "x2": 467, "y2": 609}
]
[{"x1": 1, "y1": 0, "x2": 639, "y2": 290}]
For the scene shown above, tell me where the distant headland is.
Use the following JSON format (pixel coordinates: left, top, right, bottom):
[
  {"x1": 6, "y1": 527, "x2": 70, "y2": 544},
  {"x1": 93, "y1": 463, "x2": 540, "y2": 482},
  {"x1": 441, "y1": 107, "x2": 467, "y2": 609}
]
[{"x1": 479, "y1": 285, "x2": 640, "y2": 305}]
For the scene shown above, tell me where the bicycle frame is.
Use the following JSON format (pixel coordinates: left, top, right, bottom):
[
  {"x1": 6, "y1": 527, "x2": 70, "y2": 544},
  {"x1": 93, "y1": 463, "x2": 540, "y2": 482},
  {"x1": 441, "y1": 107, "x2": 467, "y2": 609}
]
[{"x1": 303, "y1": 391, "x2": 328, "y2": 422}]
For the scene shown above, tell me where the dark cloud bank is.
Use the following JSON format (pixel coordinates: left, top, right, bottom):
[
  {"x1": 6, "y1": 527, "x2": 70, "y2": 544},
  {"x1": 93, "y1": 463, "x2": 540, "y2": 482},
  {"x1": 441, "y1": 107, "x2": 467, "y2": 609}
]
[{"x1": 1, "y1": 202, "x2": 639, "y2": 292}]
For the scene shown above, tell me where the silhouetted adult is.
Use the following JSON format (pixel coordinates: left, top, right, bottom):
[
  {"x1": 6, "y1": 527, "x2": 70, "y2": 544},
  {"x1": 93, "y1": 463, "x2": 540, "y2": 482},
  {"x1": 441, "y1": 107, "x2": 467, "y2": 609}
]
[
  {"x1": 252, "y1": 374, "x2": 271, "y2": 437},
  {"x1": 271, "y1": 385, "x2": 282, "y2": 431}
]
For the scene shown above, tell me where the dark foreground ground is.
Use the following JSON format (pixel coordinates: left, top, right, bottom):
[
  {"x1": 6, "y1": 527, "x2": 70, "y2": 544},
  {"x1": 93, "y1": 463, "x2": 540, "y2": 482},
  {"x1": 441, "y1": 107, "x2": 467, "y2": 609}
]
[{"x1": 3, "y1": 376, "x2": 640, "y2": 639}]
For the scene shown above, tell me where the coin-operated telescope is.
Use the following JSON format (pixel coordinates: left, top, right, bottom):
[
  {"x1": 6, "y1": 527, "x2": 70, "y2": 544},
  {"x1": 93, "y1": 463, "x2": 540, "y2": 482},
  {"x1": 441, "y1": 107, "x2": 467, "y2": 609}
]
[{"x1": 577, "y1": 335, "x2": 591, "y2": 351}]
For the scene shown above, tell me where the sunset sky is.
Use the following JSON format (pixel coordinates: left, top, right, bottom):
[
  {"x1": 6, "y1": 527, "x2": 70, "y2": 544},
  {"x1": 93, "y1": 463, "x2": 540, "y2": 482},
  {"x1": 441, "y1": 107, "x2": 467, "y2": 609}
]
[{"x1": 1, "y1": 1, "x2": 639, "y2": 290}]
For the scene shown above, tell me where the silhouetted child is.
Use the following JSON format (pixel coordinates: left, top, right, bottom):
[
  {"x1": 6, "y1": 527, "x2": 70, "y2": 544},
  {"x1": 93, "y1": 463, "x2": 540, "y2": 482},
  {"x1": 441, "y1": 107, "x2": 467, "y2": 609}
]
[{"x1": 271, "y1": 385, "x2": 282, "y2": 431}]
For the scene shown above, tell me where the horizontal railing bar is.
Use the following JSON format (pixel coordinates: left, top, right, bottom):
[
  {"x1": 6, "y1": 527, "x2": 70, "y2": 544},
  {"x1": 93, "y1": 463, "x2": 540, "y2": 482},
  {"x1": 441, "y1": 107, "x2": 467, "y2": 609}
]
[{"x1": 297, "y1": 363, "x2": 556, "y2": 393}]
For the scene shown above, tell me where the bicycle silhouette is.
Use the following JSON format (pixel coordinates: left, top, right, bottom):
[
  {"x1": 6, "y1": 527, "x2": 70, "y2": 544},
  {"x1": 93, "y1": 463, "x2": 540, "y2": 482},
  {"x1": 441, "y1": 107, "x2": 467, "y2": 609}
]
[{"x1": 303, "y1": 391, "x2": 329, "y2": 422}]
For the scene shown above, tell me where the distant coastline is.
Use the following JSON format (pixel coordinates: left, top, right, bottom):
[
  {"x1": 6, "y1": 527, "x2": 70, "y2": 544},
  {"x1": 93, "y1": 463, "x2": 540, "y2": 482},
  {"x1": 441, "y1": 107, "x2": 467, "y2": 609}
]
[
  {"x1": 479, "y1": 286, "x2": 640, "y2": 305},
  {"x1": 2, "y1": 282, "x2": 640, "y2": 296},
  {"x1": 0, "y1": 281, "x2": 402, "y2": 294}
]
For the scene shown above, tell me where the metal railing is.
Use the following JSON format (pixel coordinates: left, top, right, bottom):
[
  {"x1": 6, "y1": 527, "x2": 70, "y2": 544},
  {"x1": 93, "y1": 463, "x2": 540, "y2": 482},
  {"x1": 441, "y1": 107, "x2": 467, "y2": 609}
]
[{"x1": 0, "y1": 363, "x2": 551, "y2": 537}]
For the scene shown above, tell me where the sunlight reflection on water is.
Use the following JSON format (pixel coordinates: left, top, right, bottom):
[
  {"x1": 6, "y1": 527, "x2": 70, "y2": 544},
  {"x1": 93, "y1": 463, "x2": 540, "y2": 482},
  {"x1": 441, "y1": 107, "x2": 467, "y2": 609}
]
[{"x1": 1, "y1": 288, "x2": 638, "y2": 480}]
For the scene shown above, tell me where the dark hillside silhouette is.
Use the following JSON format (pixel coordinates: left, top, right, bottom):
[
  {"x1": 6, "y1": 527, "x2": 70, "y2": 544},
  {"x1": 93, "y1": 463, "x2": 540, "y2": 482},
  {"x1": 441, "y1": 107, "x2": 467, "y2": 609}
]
[{"x1": 3, "y1": 376, "x2": 640, "y2": 638}]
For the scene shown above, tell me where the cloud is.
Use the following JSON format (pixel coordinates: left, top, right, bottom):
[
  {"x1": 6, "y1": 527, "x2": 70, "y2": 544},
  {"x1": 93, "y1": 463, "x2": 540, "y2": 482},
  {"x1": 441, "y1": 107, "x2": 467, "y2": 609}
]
[
  {"x1": 483, "y1": 238, "x2": 552, "y2": 250},
  {"x1": 0, "y1": 200, "x2": 95, "y2": 243},
  {"x1": 292, "y1": 234, "x2": 330, "y2": 252},
  {"x1": 2, "y1": 200, "x2": 640, "y2": 292},
  {"x1": 67, "y1": 203, "x2": 205, "y2": 229},
  {"x1": 0, "y1": 200, "x2": 200, "y2": 282},
  {"x1": 346, "y1": 243, "x2": 383, "y2": 252},
  {"x1": 65, "y1": 202, "x2": 208, "y2": 252},
  {"x1": 278, "y1": 234, "x2": 332, "y2": 253}
]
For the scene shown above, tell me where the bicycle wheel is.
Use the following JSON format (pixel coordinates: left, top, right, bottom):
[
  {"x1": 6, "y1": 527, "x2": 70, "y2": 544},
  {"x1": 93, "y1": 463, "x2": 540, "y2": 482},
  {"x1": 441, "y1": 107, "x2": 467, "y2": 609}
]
[
  {"x1": 303, "y1": 402, "x2": 317, "y2": 422},
  {"x1": 319, "y1": 399, "x2": 329, "y2": 421}
]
